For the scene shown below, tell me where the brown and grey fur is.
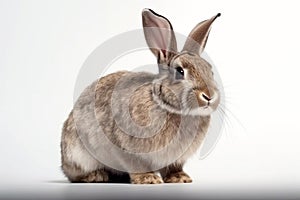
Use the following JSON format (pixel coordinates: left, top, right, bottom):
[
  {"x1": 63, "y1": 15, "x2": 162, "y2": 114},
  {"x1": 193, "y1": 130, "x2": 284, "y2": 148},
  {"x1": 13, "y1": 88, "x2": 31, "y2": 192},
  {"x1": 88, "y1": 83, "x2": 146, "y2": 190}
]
[{"x1": 61, "y1": 9, "x2": 221, "y2": 184}]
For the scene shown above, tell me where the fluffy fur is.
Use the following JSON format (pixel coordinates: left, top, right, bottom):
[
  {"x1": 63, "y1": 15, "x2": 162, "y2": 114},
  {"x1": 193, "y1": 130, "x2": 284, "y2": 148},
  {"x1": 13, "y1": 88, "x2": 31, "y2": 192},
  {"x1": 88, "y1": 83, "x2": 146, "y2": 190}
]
[{"x1": 61, "y1": 9, "x2": 221, "y2": 184}]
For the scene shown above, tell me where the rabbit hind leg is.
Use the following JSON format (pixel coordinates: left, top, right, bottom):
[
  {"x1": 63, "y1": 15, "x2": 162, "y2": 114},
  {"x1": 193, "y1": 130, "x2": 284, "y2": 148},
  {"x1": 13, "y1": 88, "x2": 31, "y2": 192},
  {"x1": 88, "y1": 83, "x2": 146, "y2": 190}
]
[{"x1": 62, "y1": 161, "x2": 109, "y2": 183}]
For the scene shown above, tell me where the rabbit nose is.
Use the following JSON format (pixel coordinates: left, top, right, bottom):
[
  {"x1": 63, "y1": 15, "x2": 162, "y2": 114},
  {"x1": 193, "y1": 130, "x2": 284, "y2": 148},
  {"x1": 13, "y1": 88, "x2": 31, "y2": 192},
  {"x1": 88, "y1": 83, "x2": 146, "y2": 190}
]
[
  {"x1": 201, "y1": 93, "x2": 212, "y2": 101},
  {"x1": 200, "y1": 92, "x2": 217, "y2": 105}
]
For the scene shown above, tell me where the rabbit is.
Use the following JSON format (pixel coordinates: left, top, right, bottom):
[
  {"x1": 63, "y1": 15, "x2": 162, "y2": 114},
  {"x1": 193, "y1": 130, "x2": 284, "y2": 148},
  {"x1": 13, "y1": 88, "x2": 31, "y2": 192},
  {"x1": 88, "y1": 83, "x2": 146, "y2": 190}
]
[{"x1": 61, "y1": 8, "x2": 221, "y2": 184}]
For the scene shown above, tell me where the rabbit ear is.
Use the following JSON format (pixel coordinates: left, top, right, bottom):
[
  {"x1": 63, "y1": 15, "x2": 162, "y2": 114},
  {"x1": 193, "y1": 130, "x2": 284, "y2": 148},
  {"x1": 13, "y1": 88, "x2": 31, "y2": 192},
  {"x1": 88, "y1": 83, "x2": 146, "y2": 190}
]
[
  {"x1": 182, "y1": 13, "x2": 220, "y2": 55},
  {"x1": 142, "y1": 9, "x2": 177, "y2": 64}
]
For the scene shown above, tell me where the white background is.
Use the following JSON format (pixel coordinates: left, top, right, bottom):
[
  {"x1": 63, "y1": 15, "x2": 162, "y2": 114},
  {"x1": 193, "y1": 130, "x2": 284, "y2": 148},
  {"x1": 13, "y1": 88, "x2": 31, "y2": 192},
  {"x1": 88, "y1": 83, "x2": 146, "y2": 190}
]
[{"x1": 0, "y1": 0, "x2": 300, "y2": 198}]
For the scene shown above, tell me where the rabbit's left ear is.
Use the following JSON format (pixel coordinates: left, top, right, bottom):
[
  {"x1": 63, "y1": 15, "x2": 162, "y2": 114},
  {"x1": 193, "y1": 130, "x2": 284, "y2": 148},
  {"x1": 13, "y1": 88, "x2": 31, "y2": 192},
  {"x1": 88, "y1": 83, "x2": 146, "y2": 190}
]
[
  {"x1": 182, "y1": 13, "x2": 220, "y2": 55},
  {"x1": 142, "y1": 9, "x2": 177, "y2": 65}
]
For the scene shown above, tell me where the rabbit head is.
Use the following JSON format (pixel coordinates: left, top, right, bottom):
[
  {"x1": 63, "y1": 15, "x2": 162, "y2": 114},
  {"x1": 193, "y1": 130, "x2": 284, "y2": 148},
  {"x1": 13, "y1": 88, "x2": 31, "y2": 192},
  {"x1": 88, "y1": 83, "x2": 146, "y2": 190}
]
[{"x1": 142, "y1": 9, "x2": 221, "y2": 116}]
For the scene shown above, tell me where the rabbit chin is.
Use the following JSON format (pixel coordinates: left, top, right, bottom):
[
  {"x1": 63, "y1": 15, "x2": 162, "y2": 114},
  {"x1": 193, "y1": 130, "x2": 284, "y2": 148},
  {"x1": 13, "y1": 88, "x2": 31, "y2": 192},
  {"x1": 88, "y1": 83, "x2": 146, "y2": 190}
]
[{"x1": 184, "y1": 106, "x2": 215, "y2": 116}]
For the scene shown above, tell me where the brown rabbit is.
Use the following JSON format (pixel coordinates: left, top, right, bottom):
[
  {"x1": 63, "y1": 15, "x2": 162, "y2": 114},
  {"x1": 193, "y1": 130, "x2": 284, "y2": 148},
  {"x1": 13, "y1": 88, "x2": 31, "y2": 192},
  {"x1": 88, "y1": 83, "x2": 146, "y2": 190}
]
[{"x1": 61, "y1": 8, "x2": 221, "y2": 184}]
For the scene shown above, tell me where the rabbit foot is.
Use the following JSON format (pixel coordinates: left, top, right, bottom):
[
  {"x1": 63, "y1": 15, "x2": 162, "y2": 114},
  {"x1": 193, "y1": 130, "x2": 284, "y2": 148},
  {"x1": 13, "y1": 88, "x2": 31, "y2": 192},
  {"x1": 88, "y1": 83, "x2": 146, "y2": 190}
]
[
  {"x1": 78, "y1": 169, "x2": 109, "y2": 183},
  {"x1": 130, "y1": 173, "x2": 163, "y2": 184},
  {"x1": 163, "y1": 171, "x2": 192, "y2": 183}
]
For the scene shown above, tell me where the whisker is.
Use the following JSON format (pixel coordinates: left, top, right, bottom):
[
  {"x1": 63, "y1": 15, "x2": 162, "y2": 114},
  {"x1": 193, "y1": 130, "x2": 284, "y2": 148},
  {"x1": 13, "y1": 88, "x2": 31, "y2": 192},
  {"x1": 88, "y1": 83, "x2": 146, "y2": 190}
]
[
  {"x1": 214, "y1": 108, "x2": 229, "y2": 137},
  {"x1": 217, "y1": 106, "x2": 233, "y2": 137},
  {"x1": 219, "y1": 103, "x2": 247, "y2": 133}
]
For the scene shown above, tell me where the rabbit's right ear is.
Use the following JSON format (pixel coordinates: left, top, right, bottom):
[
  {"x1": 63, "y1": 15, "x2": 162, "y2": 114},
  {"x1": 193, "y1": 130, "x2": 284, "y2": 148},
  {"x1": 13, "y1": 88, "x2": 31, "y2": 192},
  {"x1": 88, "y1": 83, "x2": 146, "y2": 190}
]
[
  {"x1": 182, "y1": 13, "x2": 220, "y2": 55},
  {"x1": 142, "y1": 9, "x2": 177, "y2": 65}
]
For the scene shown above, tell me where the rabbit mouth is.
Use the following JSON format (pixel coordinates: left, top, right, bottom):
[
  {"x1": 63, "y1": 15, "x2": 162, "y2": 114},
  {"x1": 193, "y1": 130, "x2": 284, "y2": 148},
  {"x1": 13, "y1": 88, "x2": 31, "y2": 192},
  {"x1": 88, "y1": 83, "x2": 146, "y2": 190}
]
[{"x1": 185, "y1": 106, "x2": 215, "y2": 116}]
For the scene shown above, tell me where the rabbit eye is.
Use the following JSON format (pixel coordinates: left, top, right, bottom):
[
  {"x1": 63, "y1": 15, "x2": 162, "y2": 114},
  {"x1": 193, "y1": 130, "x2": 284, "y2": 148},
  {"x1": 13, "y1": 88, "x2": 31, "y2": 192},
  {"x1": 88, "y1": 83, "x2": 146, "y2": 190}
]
[{"x1": 175, "y1": 67, "x2": 184, "y2": 79}]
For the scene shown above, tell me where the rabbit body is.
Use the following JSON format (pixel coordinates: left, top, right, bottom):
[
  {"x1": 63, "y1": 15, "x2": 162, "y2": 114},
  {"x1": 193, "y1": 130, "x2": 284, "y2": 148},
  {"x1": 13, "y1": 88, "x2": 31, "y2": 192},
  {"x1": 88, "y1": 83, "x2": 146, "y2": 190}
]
[
  {"x1": 61, "y1": 71, "x2": 210, "y2": 183},
  {"x1": 61, "y1": 9, "x2": 220, "y2": 184}
]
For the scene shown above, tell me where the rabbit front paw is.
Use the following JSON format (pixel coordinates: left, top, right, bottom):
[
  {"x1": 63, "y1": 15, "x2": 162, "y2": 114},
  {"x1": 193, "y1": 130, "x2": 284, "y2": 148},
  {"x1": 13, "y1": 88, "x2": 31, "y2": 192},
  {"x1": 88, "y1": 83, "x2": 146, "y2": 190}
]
[
  {"x1": 163, "y1": 171, "x2": 192, "y2": 183},
  {"x1": 130, "y1": 173, "x2": 163, "y2": 184}
]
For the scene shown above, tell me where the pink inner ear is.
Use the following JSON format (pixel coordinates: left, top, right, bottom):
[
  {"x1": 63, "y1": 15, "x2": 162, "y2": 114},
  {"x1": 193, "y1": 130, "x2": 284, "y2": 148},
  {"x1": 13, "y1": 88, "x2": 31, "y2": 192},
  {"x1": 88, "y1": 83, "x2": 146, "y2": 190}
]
[
  {"x1": 143, "y1": 9, "x2": 178, "y2": 61},
  {"x1": 145, "y1": 27, "x2": 170, "y2": 55},
  {"x1": 143, "y1": 11, "x2": 172, "y2": 54},
  {"x1": 154, "y1": 28, "x2": 168, "y2": 53}
]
